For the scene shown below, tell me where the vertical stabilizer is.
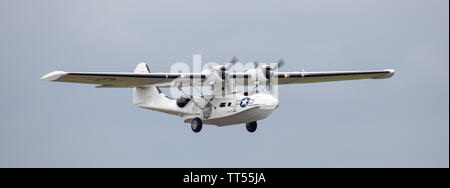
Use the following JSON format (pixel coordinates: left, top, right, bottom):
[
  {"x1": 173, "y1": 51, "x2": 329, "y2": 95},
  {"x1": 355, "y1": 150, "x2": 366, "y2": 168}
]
[{"x1": 132, "y1": 63, "x2": 169, "y2": 107}]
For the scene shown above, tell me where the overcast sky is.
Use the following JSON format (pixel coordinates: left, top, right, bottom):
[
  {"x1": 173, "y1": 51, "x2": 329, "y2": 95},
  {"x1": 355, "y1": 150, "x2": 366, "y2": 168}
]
[{"x1": 0, "y1": 0, "x2": 448, "y2": 167}]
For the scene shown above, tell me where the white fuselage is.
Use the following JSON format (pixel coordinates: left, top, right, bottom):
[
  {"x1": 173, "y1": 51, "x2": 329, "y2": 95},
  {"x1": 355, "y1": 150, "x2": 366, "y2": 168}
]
[
  {"x1": 198, "y1": 93, "x2": 280, "y2": 126},
  {"x1": 134, "y1": 87, "x2": 279, "y2": 126}
]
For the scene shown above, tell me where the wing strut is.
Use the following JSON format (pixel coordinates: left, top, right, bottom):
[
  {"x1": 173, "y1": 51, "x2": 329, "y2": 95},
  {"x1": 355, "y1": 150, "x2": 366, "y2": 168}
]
[{"x1": 192, "y1": 86, "x2": 217, "y2": 108}]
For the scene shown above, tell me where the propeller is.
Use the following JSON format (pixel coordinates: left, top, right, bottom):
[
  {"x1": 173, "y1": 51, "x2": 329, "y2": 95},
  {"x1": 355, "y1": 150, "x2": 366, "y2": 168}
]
[
  {"x1": 263, "y1": 58, "x2": 285, "y2": 79},
  {"x1": 273, "y1": 58, "x2": 285, "y2": 70},
  {"x1": 265, "y1": 58, "x2": 286, "y2": 91},
  {"x1": 230, "y1": 56, "x2": 239, "y2": 64},
  {"x1": 249, "y1": 58, "x2": 286, "y2": 92},
  {"x1": 253, "y1": 61, "x2": 259, "y2": 69},
  {"x1": 218, "y1": 56, "x2": 239, "y2": 81},
  {"x1": 225, "y1": 56, "x2": 239, "y2": 70}
]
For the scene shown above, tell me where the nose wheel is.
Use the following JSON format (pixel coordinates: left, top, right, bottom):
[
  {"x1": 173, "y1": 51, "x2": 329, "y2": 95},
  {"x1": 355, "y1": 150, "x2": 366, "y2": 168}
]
[
  {"x1": 246, "y1": 121, "x2": 257, "y2": 132},
  {"x1": 191, "y1": 118, "x2": 203, "y2": 133}
]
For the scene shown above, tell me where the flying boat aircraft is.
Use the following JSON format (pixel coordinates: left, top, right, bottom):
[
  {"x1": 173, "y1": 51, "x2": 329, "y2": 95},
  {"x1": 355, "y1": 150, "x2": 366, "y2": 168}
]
[{"x1": 41, "y1": 57, "x2": 394, "y2": 133}]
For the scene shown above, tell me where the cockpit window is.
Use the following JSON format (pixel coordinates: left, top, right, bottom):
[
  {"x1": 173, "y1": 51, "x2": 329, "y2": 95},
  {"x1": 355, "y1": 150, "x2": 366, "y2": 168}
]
[
  {"x1": 220, "y1": 103, "x2": 226, "y2": 107},
  {"x1": 227, "y1": 102, "x2": 231, "y2": 106}
]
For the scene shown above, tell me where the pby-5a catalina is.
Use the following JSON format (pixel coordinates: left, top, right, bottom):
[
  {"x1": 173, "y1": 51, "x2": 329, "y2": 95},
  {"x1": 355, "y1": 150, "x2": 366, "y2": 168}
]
[{"x1": 41, "y1": 57, "x2": 394, "y2": 133}]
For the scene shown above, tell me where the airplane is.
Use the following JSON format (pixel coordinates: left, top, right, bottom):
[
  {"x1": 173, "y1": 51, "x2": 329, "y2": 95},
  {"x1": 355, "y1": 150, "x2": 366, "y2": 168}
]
[{"x1": 41, "y1": 57, "x2": 394, "y2": 133}]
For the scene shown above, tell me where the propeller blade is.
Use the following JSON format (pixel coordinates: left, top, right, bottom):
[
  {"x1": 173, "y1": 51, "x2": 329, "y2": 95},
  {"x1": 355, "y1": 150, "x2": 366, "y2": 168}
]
[
  {"x1": 226, "y1": 56, "x2": 239, "y2": 69},
  {"x1": 273, "y1": 58, "x2": 285, "y2": 70},
  {"x1": 230, "y1": 56, "x2": 239, "y2": 64},
  {"x1": 278, "y1": 58, "x2": 285, "y2": 68},
  {"x1": 253, "y1": 61, "x2": 259, "y2": 68}
]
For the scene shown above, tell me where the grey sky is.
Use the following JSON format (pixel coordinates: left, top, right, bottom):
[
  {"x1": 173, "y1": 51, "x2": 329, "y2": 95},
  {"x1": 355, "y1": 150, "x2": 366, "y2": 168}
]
[{"x1": 0, "y1": 0, "x2": 448, "y2": 167}]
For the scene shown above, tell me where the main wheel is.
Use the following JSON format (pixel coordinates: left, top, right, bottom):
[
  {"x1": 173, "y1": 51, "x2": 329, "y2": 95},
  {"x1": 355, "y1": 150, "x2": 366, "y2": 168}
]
[
  {"x1": 246, "y1": 121, "x2": 257, "y2": 132},
  {"x1": 191, "y1": 118, "x2": 203, "y2": 133}
]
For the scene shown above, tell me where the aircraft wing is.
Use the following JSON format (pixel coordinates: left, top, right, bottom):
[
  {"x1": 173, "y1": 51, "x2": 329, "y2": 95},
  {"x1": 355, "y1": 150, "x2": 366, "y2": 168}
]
[
  {"x1": 41, "y1": 71, "x2": 206, "y2": 88},
  {"x1": 273, "y1": 69, "x2": 394, "y2": 85},
  {"x1": 42, "y1": 69, "x2": 394, "y2": 87}
]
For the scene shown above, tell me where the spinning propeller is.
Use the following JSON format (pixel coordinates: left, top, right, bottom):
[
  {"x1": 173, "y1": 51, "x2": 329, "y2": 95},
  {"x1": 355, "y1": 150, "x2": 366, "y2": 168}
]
[
  {"x1": 206, "y1": 57, "x2": 286, "y2": 94},
  {"x1": 249, "y1": 58, "x2": 286, "y2": 92}
]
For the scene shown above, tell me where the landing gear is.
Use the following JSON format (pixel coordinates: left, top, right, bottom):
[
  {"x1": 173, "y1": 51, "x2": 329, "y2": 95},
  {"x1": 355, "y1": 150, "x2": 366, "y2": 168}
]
[
  {"x1": 191, "y1": 118, "x2": 203, "y2": 133},
  {"x1": 246, "y1": 121, "x2": 257, "y2": 132}
]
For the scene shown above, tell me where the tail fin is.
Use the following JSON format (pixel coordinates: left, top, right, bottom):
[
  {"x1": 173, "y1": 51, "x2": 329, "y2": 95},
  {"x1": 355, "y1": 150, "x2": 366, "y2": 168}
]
[
  {"x1": 132, "y1": 63, "x2": 168, "y2": 107},
  {"x1": 134, "y1": 62, "x2": 151, "y2": 73}
]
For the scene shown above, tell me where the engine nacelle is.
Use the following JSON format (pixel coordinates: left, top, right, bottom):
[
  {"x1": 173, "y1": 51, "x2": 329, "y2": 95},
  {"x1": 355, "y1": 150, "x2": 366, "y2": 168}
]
[{"x1": 246, "y1": 66, "x2": 269, "y2": 85}]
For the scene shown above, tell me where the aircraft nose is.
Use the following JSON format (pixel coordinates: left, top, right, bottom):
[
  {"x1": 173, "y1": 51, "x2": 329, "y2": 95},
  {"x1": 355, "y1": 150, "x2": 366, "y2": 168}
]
[
  {"x1": 259, "y1": 95, "x2": 280, "y2": 110},
  {"x1": 268, "y1": 96, "x2": 280, "y2": 106}
]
